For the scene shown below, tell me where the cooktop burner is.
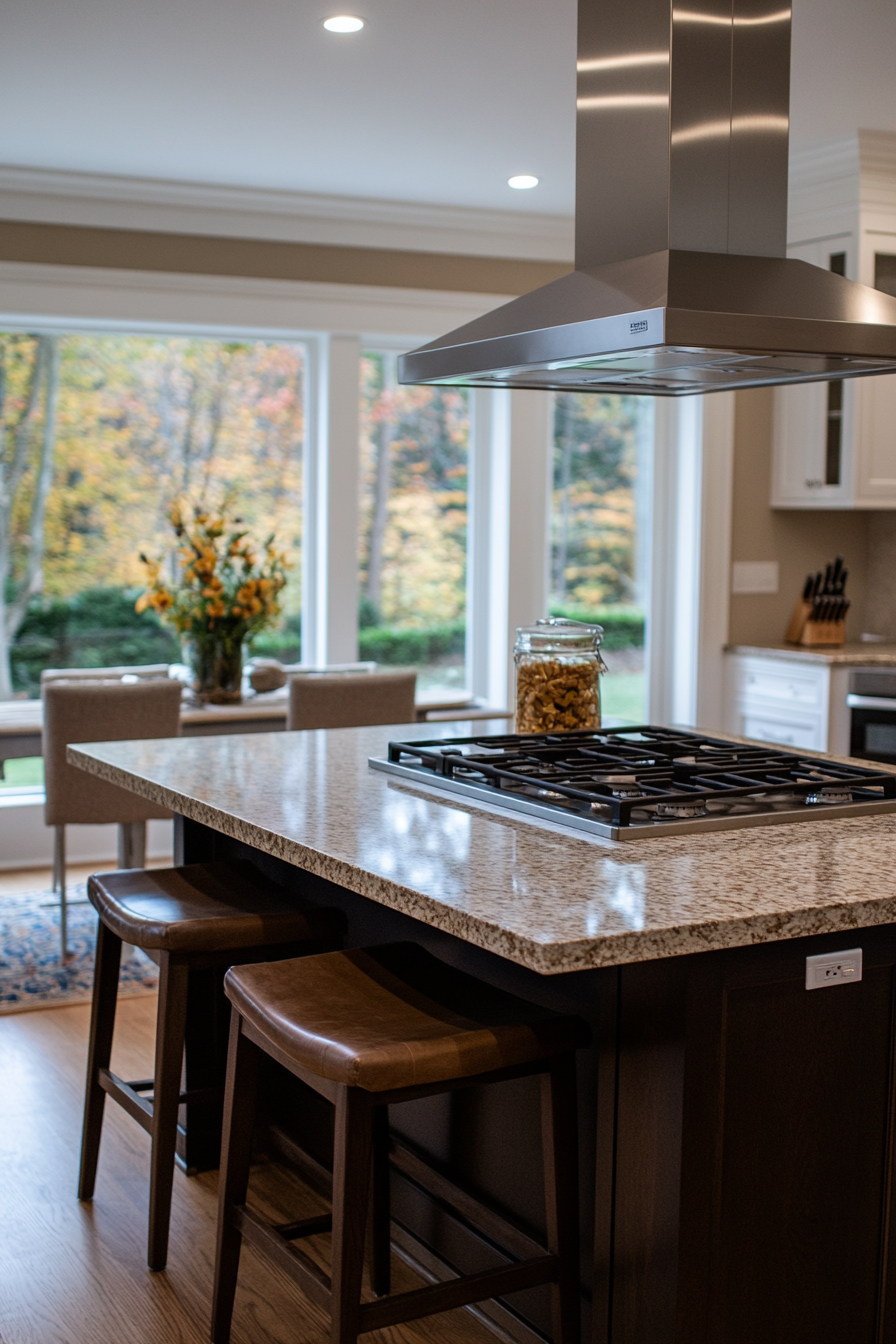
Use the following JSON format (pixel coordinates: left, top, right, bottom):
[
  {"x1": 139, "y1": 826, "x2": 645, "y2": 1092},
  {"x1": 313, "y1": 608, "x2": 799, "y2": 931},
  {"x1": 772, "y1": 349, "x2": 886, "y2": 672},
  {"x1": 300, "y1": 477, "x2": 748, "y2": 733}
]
[{"x1": 369, "y1": 726, "x2": 896, "y2": 841}]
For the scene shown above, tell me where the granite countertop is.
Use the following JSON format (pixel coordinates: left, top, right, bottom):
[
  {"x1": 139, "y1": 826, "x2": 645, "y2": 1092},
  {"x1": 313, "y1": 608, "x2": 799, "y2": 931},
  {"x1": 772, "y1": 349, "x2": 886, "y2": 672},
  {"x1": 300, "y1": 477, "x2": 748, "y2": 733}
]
[
  {"x1": 727, "y1": 642, "x2": 896, "y2": 666},
  {"x1": 69, "y1": 722, "x2": 896, "y2": 977}
]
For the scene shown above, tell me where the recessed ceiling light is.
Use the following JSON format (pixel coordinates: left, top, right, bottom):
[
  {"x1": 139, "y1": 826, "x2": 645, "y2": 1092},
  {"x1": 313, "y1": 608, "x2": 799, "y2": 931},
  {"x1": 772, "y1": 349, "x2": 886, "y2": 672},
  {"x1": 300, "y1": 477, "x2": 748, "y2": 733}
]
[
  {"x1": 508, "y1": 175, "x2": 539, "y2": 190},
  {"x1": 323, "y1": 14, "x2": 364, "y2": 32}
]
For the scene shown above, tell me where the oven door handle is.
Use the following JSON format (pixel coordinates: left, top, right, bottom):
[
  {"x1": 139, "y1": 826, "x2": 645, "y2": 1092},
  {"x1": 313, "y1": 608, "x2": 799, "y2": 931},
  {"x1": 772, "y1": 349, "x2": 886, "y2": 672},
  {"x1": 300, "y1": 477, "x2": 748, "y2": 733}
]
[{"x1": 847, "y1": 694, "x2": 896, "y2": 710}]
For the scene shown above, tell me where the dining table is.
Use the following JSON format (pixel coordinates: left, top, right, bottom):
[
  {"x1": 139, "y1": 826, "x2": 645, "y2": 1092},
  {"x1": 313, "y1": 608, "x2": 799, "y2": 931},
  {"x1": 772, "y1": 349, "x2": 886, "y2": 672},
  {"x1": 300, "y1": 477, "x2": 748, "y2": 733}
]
[{"x1": 0, "y1": 686, "x2": 511, "y2": 771}]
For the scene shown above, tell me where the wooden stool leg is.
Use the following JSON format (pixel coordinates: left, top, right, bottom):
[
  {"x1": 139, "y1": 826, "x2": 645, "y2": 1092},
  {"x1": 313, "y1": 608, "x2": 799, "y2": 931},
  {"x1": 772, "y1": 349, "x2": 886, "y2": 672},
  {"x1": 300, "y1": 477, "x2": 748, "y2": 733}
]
[
  {"x1": 147, "y1": 952, "x2": 189, "y2": 1271},
  {"x1": 542, "y1": 1053, "x2": 581, "y2": 1344},
  {"x1": 78, "y1": 919, "x2": 122, "y2": 1200},
  {"x1": 212, "y1": 1010, "x2": 260, "y2": 1344},
  {"x1": 330, "y1": 1086, "x2": 374, "y2": 1344},
  {"x1": 369, "y1": 1104, "x2": 391, "y2": 1297}
]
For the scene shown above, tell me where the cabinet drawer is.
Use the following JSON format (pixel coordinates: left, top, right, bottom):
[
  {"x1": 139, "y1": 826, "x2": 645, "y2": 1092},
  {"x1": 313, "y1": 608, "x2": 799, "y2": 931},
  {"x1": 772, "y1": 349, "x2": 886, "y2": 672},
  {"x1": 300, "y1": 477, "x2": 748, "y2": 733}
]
[
  {"x1": 733, "y1": 663, "x2": 827, "y2": 710},
  {"x1": 739, "y1": 712, "x2": 825, "y2": 752}
]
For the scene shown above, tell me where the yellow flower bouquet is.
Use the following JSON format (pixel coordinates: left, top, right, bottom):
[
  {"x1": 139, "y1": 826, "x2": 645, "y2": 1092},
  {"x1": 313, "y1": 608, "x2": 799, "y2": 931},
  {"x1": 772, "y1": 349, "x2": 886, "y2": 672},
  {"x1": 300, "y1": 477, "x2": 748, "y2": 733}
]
[{"x1": 137, "y1": 500, "x2": 291, "y2": 703}]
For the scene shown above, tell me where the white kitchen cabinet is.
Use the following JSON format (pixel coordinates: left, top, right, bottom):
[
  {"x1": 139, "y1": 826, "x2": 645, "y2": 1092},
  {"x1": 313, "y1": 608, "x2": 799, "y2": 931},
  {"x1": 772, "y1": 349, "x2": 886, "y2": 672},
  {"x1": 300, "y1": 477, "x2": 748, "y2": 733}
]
[
  {"x1": 771, "y1": 133, "x2": 896, "y2": 509},
  {"x1": 772, "y1": 364, "x2": 896, "y2": 509},
  {"x1": 723, "y1": 651, "x2": 852, "y2": 755}
]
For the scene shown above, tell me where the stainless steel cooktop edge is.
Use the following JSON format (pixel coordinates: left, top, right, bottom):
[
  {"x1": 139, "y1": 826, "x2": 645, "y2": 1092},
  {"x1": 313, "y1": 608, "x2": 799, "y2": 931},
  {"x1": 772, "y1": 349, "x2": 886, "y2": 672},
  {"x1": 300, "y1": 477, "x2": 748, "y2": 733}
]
[{"x1": 368, "y1": 757, "x2": 896, "y2": 841}]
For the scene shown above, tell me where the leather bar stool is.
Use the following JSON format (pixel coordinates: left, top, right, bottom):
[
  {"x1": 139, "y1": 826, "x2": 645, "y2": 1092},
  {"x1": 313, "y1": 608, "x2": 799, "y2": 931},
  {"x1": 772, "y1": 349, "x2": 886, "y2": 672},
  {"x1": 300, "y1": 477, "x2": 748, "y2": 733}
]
[
  {"x1": 212, "y1": 942, "x2": 590, "y2": 1344},
  {"x1": 77, "y1": 861, "x2": 346, "y2": 1271}
]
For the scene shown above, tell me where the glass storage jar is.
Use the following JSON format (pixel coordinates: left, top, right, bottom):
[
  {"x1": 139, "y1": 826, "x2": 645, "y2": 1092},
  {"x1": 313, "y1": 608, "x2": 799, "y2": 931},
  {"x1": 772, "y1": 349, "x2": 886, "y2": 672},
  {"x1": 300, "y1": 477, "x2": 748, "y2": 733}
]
[{"x1": 514, "y1": 619, "x2": 607, "y2": 734}]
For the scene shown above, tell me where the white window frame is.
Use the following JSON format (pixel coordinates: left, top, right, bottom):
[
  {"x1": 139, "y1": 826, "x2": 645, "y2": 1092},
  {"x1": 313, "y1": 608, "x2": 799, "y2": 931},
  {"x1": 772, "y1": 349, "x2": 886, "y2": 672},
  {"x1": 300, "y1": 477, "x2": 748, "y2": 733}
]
[{"x1": 647, "y1": 393, "x2": 735, "y2": 731}]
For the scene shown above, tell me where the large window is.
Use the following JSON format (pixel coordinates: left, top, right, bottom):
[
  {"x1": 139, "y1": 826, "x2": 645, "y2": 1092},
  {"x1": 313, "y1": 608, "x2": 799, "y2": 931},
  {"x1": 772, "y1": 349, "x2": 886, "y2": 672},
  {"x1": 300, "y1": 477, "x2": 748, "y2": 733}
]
[
  {"x1": 358, "y1": 350, "x2": 469, "y2": 695},
  {"x1": 550, "y1": 392, "x2": 648, "y2": 723},
  {"x1": 0, "y1": 331, "x2": 305, "y2": 698}
]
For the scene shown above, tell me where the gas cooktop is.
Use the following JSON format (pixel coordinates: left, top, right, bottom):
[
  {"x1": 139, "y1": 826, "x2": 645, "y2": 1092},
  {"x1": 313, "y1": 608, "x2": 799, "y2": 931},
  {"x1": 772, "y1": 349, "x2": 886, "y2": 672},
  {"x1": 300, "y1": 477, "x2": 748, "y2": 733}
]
[{"x1": 369, "y1": 726, "x2": 896, "y2": 841}]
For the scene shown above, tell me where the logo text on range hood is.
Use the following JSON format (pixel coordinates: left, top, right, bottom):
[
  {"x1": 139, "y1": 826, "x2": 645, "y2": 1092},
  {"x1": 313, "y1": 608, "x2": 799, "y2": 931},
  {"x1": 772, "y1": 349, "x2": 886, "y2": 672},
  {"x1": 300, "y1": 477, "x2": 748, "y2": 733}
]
[{"x1": 399, "y1": 0, "x2": 896, "y2": 397}]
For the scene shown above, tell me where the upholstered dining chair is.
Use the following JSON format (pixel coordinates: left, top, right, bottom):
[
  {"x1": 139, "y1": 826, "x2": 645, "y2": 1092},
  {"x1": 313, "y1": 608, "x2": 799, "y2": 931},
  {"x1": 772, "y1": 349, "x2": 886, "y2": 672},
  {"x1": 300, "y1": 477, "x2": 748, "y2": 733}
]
[
  {"x1": 286, "y1": 669, "x2": 417, "y2": 731},
  {"x1": 42, "y1": 678, "x2": 183, "y2": 956}
]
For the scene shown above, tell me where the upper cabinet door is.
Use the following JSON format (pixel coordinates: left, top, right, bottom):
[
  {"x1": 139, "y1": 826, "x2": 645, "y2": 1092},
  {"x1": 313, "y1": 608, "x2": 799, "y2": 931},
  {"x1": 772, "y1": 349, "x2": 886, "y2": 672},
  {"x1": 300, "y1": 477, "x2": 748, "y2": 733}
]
[
  {"x1": 772, "y1": 240, "x2": 896, "y2": 509},
  {"x1": 854, "y1": 250, "x2": 896, "y2": 504},
  {"x1": 771, "y1": 377, "x2": 854, "y2": 507},
  {"x1": 852, "y1": 372, "x2": 896, "y2": 504},
  {"x1": 771, "y1": 240, "x2": 856, "y2": 508}
]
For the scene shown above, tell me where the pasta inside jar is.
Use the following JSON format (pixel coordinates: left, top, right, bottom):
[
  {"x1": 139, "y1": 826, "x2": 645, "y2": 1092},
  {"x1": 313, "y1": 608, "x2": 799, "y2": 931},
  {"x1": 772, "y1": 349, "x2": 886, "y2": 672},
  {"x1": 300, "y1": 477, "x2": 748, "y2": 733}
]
[{"x1": 514, "y1": 620, "x2": 606, "y2": 735}]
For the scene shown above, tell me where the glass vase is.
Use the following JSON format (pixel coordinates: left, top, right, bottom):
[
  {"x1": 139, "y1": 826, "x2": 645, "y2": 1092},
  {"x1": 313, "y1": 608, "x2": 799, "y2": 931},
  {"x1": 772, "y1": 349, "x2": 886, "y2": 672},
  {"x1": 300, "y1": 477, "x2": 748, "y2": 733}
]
[{"x1": 189, "y1": 634, "x2": 244, "y2": 704}]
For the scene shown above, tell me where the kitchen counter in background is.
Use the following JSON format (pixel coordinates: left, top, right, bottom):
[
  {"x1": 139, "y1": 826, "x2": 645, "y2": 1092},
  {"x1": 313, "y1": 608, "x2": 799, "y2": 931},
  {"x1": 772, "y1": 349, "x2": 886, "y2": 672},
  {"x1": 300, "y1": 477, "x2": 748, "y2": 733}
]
[
  {"x1": 727, "y1": 642, "x2": 896, "y2": 665},
  {"x1": 724, "y1": 643, "x2": 896, "y2": 756}
]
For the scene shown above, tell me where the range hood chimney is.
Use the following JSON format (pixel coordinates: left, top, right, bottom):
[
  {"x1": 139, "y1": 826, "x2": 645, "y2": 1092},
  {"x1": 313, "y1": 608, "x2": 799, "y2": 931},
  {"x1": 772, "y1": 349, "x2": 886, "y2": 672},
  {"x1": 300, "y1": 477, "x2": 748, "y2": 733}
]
[{"x1": 399, "y1": 0, "x2": 896, "y2": 396}]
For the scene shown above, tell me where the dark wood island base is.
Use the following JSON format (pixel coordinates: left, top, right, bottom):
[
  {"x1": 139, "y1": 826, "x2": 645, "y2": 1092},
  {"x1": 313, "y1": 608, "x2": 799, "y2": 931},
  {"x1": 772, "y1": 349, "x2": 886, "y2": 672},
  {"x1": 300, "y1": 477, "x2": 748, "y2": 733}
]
[{"x1": 175, "y1": 813, "x2": 896, "y2": 1344}]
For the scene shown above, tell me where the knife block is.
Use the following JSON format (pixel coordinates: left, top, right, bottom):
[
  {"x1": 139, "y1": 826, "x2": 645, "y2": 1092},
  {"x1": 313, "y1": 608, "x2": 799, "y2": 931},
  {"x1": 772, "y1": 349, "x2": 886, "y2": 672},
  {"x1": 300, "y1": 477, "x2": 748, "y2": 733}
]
[
  {"x1": 785, "y1": 598, "x2": 812, "y2": 644},
  {"x1": 799, "y1": 618, "x2": 847, "y2": 647},
  {"x1": 785, "y1": 596, "x2": 847, "y2": 647}
]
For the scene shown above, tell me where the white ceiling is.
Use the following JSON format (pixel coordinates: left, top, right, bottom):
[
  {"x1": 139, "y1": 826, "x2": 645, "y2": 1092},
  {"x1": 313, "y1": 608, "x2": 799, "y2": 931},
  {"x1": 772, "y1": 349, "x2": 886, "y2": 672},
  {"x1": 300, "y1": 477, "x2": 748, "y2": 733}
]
[{"x1": 1, "y1": 0, "x2": 895, "y2": 218}]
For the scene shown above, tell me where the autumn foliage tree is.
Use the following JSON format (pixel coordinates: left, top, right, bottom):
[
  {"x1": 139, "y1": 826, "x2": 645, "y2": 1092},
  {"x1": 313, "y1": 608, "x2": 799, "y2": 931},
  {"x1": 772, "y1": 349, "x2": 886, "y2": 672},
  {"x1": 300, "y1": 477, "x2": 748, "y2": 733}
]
[
  {"x1": 551, "y1": 391, "x2": 639, "y2": 609},
  {"x1": 0, "y1": 334, "x2": 60, "y2": 698},
  {"x1": 359, "y1": 352, "x2": 469, "y2": 629},
  {"x1": 0, "y1": 333, "x2": 304, "y2": 696}
]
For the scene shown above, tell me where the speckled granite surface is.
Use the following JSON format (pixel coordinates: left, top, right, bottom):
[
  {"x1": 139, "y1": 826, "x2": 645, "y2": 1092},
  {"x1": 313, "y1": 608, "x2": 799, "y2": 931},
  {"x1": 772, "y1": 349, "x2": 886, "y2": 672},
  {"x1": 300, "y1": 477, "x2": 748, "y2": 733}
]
[
  {"x1": 727, "y1": 643, "x2": 896, "y2": 665},
  {"x1": 69, "y1": 723, "x2": 896, "y2": 976}
]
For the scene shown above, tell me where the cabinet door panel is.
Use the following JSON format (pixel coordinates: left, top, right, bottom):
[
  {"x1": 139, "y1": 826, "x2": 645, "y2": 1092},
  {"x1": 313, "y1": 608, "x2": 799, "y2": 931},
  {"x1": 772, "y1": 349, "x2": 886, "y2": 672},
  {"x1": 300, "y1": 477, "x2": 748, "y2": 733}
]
[
  {"x1": 710, "y1": 968, "x2": 893, "y2": 1342},
  {"x1": 771, "y1": 380, "x2": 830, "y2": 505},
  {"x1": 676, "y1": 931, "x2": 896, "y2": 1344},
  {"x1": 739, "y1": 711, "x2": 824, "y2": 750},
  {"x1": 771, "y1": 235, "x2": 860, "y2": 508},
  {"x1": 853, "y1": 372, "x2": 896, "y2": 503},
  {"x1": 740, "y1": 663, "x2": 826, "y2": 708}
]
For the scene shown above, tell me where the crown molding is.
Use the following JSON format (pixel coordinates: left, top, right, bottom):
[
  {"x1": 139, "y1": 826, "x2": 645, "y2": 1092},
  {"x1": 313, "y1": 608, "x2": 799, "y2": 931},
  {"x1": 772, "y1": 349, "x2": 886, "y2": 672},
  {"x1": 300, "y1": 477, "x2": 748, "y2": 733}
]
[
  {"x1": 0, "y1": 165, "x2": 574, "y2": 264},
  {"x1": 788, "y1": 130, "x2": 896, "y2": 245},
  {"x1": 0, "y1": 259, "x2": 509, "y2": 342}
]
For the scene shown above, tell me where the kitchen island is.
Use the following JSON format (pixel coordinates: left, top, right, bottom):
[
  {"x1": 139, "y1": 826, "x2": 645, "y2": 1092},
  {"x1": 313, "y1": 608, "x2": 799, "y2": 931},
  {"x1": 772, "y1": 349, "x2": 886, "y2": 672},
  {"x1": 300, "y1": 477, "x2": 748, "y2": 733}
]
[{"x1": 70, "y1": 722, "x2": 896, "y2": 1344}]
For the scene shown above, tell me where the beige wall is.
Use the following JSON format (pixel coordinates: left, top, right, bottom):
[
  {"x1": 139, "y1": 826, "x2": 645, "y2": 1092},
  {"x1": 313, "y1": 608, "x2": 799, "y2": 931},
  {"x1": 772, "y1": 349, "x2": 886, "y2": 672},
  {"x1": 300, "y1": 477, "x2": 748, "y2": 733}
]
[
  {"x1": 728, "y1": 387, "x2": 871, "y2": 645},
  {"x1": 866, "y1": 512, "x2": 896, "y2": 637},
  {"x1": 0, "y1": 219, "x2": 571, "y2": 296}
]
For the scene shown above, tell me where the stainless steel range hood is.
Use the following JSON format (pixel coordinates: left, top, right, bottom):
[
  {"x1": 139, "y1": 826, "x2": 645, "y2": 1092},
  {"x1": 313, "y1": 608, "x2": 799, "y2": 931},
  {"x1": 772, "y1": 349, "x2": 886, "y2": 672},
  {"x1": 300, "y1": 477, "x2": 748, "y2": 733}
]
[{"x1": 399, "y1": 0, "x2": 896, "y2": 397}]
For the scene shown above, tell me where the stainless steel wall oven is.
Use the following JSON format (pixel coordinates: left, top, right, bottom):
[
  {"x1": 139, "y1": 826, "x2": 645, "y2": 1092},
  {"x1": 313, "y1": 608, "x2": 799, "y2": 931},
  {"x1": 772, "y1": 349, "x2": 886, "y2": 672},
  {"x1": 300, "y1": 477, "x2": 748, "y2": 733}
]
[{"x1": 848, "y1": 671, "x2": 896, "y2": 763}]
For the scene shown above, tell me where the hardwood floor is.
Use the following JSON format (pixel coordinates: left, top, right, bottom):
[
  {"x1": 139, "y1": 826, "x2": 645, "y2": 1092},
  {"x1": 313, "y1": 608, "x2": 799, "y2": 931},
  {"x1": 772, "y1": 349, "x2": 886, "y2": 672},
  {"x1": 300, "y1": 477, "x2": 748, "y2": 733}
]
[{"x1": 0, "y1": 995, "x2": 499, "y2": 1344}]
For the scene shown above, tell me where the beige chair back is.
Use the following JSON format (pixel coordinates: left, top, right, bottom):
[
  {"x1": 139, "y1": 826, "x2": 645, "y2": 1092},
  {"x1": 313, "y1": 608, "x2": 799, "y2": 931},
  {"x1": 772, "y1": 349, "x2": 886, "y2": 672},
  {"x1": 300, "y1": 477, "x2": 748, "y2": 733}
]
[
  {"x1": 287, "y1": 670, "x2": 417, "y2": 731},
  {"x1": 43, "y1": 679, "x2": 183, "y2": 826},
  {"x1": 41, "y1": 663, "x2": 170, "y2": 683}
]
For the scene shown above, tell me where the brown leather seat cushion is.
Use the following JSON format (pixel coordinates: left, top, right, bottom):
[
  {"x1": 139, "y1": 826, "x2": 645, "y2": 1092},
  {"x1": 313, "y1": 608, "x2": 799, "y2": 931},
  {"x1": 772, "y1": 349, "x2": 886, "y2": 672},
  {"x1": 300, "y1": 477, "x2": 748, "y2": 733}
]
[
  {"x1": 225, "y1": 943, "x2": 591, "y2": 1092},
  {"x1": 88, "y1": 862, "x2": 346, "y2": 953}
]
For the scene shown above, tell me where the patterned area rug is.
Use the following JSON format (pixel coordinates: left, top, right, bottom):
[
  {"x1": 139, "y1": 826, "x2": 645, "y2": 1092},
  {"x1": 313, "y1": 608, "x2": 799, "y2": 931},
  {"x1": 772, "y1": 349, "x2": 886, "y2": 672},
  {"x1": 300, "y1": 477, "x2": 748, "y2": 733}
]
[{"x1": 0, "y1": 882, "x2": 158, "y2": 1014}]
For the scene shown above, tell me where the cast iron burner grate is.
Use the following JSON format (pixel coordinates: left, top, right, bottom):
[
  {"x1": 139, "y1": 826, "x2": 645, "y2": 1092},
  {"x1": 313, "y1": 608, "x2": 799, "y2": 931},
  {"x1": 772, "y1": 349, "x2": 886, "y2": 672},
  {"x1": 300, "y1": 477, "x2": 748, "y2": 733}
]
[{"x1": 369, "y1": 726, "x2": 896, "y2": 841}]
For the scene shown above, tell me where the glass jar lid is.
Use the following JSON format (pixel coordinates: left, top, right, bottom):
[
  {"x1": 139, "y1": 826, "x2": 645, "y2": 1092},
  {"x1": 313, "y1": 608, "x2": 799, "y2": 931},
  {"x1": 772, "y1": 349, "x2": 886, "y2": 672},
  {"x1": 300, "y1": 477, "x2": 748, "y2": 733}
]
[{"x1": 514, "y1": 617, "x2": 605, "y2": 655}]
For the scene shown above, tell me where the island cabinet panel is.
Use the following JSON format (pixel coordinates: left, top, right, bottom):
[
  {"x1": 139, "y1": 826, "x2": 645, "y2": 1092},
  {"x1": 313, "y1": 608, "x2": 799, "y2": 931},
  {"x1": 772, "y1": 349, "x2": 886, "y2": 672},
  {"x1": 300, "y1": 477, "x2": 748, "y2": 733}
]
[
  {"x1": 674, "y1": 932, "x2": 896, "y2": 1344},
  {"x1": 593, "y1": 959, "x2": 687, "y2": 1344},
  {"x1": 175, "y1": 817, "x2": 896, "y2": 1344}
]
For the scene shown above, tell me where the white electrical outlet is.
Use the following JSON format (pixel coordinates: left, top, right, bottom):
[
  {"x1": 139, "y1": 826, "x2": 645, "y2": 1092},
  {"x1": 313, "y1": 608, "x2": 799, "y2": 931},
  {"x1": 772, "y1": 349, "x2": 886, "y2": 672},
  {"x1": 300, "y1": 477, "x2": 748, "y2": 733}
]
[{"x1": 805, "y1": 948, "x2": 863, "y2": 990}]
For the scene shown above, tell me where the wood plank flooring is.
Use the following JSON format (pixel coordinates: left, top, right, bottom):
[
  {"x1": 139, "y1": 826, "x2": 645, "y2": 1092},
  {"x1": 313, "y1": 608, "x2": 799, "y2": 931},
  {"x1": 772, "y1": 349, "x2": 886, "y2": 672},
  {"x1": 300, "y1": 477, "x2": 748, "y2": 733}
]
[{"x1": 0, "y1": 994, "x2": 499, "y2": 1344}]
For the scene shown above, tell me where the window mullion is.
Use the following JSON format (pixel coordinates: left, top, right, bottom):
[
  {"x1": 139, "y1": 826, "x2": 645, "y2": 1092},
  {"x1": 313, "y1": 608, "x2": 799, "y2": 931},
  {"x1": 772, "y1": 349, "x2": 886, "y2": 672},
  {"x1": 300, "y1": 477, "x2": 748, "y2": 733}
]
[{"x1": 304, "y1": 334, "x2": 361, "y2": 666}]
